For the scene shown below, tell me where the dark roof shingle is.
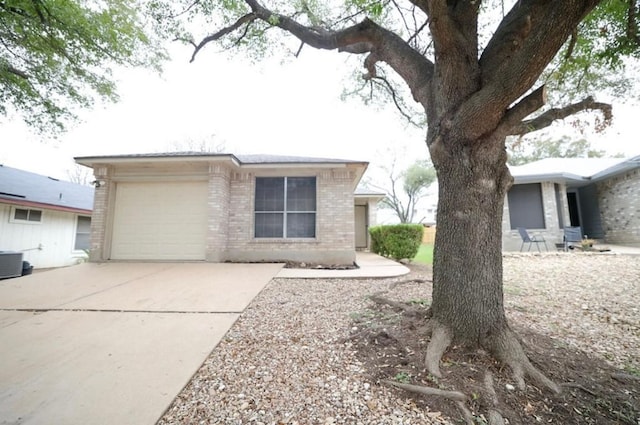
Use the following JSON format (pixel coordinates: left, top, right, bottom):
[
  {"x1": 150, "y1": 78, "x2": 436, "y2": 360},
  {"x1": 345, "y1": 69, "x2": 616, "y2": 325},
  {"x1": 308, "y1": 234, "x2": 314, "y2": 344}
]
[{"x1": 0, "y1": 165, "x2": 94, "y2": 211}]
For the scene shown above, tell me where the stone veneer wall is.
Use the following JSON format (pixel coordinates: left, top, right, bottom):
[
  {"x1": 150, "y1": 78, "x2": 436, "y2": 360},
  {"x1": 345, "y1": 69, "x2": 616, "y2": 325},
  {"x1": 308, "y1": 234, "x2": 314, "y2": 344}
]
[{"x1": 597, "y1": 169, "x2": 640, "y2": 246}]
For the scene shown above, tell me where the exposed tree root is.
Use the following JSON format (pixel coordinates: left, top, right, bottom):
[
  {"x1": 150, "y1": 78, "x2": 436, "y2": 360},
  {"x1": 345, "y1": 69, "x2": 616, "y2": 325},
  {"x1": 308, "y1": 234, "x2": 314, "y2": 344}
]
[
  {"x1": 424, "y1": 320, "x2": 452, "y2": 377},
  {"x1": 455, "y1": 400, "x2": 475, "y2": 425},
  {"x1": 484, "y1": 371, "x2": 505, "y2": 425},
  {"x1": 368, "y1": 293, "x2": 411, "y2": 312},
  {"x1": 388, "y1": 278, "x2": 432, "y2": 290},
  {"x1": 611, "y1": 372, "x2": 640, "y2": 383},
  {"x1": 485, "y1": 326, "x2": 561, "y2": 394},
  {"x1": 366, "y1": 295, "x2": 564, "y2": 423},
  {"x1": 382, "y1": 380, "x2": 467, "y2": 402},
  {"x1": 561, "y1": 382, "x2": 596, "y2": 396},
  {"x1": 368, "y1": 293, "x2": 427, "y2": 318}
]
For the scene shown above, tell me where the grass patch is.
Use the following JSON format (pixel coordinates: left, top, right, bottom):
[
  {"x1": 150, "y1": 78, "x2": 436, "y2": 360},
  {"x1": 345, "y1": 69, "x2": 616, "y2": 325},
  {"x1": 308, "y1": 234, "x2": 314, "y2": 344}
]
[{"x1": 413, "y1": 243, "x2": 434, "y2": 265}]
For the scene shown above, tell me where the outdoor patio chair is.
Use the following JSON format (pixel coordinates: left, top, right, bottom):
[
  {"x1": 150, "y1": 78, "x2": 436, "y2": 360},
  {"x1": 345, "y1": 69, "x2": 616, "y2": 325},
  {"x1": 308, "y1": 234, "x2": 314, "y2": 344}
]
[
  {"x1": 517, "y1": 227, "x2": 548, "y2": 252},
  {"x1": 563, "y1": 226, "x2": 583, "y2": 251}
]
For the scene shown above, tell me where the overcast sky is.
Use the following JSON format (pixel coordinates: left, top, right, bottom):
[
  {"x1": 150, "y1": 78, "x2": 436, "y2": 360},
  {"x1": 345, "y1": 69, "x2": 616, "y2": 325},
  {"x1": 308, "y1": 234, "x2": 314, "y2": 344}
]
[{"x1": 1, "y1": 43, "x2": 638, "y2": 182}]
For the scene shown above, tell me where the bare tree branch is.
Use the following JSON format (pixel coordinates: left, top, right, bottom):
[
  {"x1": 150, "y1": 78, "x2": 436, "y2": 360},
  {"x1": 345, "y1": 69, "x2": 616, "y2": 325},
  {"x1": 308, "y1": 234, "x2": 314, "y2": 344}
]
[
  {"x1": 407, "y1": 19, "x2": 428, "y2": 47},
  {"x1": 3, "y1": 64, "x2": 30, "y2": 79},
  {"x1": 464, "y1": 1, "x2": 599, "y2": 141},
  {"x1": 508, "y1": 96, "x2": 612, "y2": 136},
  {"x1": 191, "y1": 0, "x2": 435, "y2": 107},
  {"x1": 370, "y1": 76, "x2": 419, "y2": 125},
  {"x1": 496, "y1": 85, "x2": 546, "y2": 136},
  {"x1": 627, "y1": 0, "x2": 640, "y2": 45},
  {"x1": 189, "y1": 13, "x2": 257, "y2": 62},
  {"x1": 564, "y1": 29, "x2": 578, "y2": 60}
]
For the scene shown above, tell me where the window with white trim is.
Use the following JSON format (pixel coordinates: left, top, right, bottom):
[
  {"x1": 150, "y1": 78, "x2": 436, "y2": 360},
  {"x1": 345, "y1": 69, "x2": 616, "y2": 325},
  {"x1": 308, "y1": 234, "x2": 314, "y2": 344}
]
[
  {"x1": 254, "y1": 177, "x2": 316, "y2": 238},
  {"x1": 74, "y1": 216, "x2": 91, "y2": 250},
  {"x1": 12, "y1": 207, "x2": 42, "y2": 223}
]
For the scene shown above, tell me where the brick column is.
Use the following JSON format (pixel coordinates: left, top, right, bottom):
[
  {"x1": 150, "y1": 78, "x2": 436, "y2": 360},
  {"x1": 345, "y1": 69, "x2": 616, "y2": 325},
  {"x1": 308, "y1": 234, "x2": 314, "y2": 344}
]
[
  {"x1": 205, "y1": 164, "x2": 231, "y2": 262},
  {"x1": 89, "y1": 165, "x2": 112, "y2": 262}
]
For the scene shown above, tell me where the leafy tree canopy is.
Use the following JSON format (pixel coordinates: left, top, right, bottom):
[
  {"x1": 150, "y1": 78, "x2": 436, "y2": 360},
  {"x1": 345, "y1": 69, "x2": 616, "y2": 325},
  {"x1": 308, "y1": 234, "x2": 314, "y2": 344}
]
[{"x1": 0, "y1": 0, "x2": 166, "y2": 133}]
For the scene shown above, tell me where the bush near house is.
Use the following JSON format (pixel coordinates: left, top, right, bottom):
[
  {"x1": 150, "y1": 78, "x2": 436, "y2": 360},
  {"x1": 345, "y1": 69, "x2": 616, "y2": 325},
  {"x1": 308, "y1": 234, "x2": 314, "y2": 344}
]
[{"x1": 369, "y1": 224, "x2": 424, "y2": 261}]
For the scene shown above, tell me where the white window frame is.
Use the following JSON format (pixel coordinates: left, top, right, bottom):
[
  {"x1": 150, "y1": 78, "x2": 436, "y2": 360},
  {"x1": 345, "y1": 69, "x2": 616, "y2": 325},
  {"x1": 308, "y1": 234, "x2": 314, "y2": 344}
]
[
  {"x1": 73, "y1": 215, "x2": 91, "y2": 252},
  {"x1": 254, "y1": 176, "x2": 317, "y2": 239},
  {"x1": 10, "y1": 207, "x2": 43, "y2": 224}
]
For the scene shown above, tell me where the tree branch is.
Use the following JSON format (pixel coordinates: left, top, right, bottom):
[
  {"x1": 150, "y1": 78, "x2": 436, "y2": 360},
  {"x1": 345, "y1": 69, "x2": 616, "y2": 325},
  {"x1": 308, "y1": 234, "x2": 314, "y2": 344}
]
[
  {"x1": 450, "y1": 0, "x2": 600, "y2": 142},
  {"x1": 495, "y1": 85, "x2": 546, "y2": 136},
  {"x1": 3, "y1": 63, "x2": 30, "y2": 80},
  {"x1": 627, "y1": 0, "x2": 640, "y2": 45},
  {"x1": 508, "y1": 96, "x2": 612, "y2": 136},
  {"x1": 369, "y1": 75, "x2": 420, "y2": 125},
  {"x1": 189, "y1": 13, "x2": 257, "y2": 62},
  {"x1": 216, "y1": 0, "x2": 436, "y2": 107}
]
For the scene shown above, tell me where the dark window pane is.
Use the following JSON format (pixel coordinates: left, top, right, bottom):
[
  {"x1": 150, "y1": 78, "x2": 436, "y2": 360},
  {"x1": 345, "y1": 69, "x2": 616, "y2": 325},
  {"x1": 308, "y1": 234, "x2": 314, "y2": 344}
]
[
  {"x1": 287, "y1": 213, "x2": 316, "y2": 238},
  {"x1": 255, "y1": 178, "x2": 284, "y2": 212},
  {"x1": 508, "y1": 183, "x2": 545, "y2": 229},
  {"x1": 28, "y1": 210, "x2": 42, "y2": 222},
  {"x1": 77, "y1": 216, "x2": 91, "y2": 233},
  {"x1": 255, "y1": 213, "x2": 284, "y2": 238},
  {"x1": 14, "y1": 209, "x2": 28, "y2": 220},
  {"x1": 287, "y1": 177, "x2": 316, "y2": 211}
]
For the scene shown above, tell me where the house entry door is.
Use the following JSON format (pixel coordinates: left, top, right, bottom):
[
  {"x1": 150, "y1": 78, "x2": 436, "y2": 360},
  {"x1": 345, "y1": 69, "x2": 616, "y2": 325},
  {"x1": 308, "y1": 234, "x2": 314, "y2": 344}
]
[{"x1": 354, "y1": 205, "x2": 368, "y2": 249}]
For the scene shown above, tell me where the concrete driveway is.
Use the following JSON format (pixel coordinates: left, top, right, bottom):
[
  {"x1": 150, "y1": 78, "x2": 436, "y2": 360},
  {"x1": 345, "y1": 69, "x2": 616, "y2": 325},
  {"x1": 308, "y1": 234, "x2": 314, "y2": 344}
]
[{"x1": 0, "y1": 262, "x2": 282, "y2": 425}]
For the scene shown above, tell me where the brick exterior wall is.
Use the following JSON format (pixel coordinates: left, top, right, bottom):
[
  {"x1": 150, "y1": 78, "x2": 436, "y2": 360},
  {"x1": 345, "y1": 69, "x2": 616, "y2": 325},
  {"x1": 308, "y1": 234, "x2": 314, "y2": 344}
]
[
  {"x1": 205, "y1": 165, "x2": 231, "y2": 261},
  {"x1": 88, "y1": 162, "x2": 360, "y2": 265},
  {"x1": 225, "y1": 169, "x2": 356, "y2": 264},
  {"x1": 597, "y1": 169, "x2": 640, "y2": 246},
  {"x1": 88, "y1": 165, "x2": 112, "y2": 262}
]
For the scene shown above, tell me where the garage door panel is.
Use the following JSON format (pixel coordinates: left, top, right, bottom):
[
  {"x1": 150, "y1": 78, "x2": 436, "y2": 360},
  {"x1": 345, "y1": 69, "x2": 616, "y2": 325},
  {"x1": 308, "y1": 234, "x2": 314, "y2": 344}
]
[{"x1": 111, "y1": 182, "x2": 207, "y2": 260}]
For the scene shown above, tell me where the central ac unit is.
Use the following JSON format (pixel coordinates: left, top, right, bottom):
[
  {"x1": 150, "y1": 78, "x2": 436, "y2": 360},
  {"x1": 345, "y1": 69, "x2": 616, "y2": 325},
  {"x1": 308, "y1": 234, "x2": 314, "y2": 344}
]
[{"x1": 0, "y1": 251, "x2": 24, "y2": 279}]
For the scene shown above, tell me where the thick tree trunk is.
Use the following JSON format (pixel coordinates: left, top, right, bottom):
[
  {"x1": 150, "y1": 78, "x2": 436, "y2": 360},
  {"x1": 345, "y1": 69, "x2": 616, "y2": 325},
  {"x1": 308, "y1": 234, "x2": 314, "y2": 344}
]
[
  {"x1": 425, "y1": 131, "x2": 560, "y2": 394},
  {"x1": 429, "y1": 135, "x2": 513, "y2": 345}
]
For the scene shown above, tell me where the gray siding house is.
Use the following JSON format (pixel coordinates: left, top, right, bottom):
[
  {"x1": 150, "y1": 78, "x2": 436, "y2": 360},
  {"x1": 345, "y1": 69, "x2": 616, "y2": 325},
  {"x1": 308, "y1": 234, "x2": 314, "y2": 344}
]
[{"x1": 502, "y1": 156, "x2": 640, "y2": 250}]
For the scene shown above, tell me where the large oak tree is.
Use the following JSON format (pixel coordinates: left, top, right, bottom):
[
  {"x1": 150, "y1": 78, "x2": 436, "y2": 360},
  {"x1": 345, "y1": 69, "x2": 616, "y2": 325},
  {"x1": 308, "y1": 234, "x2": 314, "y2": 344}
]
[
  {"x1": 8, "y1": 0, "x2": 638, "y2": 419},
  {"x1": 161, "y1": 0, "x2": 638, "y2": 402}
]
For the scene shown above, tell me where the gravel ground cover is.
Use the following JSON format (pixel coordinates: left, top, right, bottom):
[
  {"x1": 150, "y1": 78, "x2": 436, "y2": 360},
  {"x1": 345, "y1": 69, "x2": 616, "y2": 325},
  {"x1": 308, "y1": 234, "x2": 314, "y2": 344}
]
[{"x1": 159, "y1": 253, "x2": 640, "y2": 424}]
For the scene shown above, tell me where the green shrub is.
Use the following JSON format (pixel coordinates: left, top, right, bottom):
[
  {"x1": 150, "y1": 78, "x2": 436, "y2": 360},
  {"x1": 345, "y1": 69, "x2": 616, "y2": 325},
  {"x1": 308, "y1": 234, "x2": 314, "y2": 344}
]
[{"x1": 369, "y1": 224, "x2": 424, "y2": 260}]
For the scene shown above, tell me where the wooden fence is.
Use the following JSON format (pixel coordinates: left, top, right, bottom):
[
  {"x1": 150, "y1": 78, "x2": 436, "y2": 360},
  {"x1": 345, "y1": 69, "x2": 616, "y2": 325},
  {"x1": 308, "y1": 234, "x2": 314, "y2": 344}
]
[{"x1": 422, "y1": 225, "x2": 436, "y2": 244}]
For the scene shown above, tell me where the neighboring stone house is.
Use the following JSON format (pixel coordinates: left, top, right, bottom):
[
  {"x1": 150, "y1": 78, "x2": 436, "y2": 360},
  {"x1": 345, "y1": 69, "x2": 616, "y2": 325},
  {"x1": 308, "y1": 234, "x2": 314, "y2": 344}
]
[
  {"x1": 0, "y1": 165, "x2": 94, "y2": 269},
  {"x1": 502, "y1": 156, "x2": 640, "y2": 250},
  {"x1": 75, "y1": 153, "x2": 381, "y2": 265}
]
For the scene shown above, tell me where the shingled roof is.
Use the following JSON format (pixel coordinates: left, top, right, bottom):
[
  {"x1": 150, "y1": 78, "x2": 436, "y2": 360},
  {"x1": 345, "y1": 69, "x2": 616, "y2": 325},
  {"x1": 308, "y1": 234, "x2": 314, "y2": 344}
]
[
  {"x1": 75, "y1": 152, "x2": 365, "y2": 165},
  {"x1": 0, "y1": 165, "x2": 94, "y2": 213}
]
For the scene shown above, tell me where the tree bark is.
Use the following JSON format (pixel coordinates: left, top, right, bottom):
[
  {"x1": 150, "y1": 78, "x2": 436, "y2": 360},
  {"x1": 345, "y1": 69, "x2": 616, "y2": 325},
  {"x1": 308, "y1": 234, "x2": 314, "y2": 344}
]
[{"x1": 429, "y1": 133, "x2": 512, "y2": 344}]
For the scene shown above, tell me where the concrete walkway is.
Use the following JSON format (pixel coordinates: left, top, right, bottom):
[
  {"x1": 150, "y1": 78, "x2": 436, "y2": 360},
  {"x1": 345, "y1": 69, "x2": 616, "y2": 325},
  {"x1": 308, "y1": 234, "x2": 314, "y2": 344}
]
[
  {"x1": 276, "y1": 252, "x2": 410, "y2": 278},
  {"x1": 0, "y1": 262, "x2": 282, "y2": 425}
]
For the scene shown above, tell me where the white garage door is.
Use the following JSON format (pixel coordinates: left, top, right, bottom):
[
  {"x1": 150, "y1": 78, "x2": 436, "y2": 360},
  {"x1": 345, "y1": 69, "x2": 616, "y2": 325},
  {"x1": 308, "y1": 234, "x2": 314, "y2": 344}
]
[{"x1": 111, "y1": 181, "x2": 208, "y2": 260}]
